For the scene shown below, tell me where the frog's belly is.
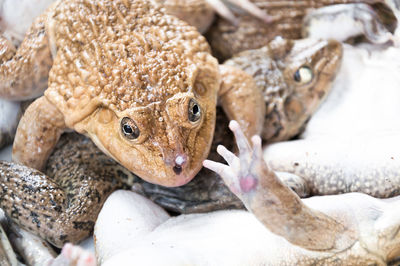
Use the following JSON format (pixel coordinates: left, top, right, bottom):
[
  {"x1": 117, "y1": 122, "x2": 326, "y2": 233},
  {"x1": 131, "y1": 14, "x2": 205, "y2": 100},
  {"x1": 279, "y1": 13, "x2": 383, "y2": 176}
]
[{"x1": 264, "y1": 135, "x2": 400, "y2": 197}]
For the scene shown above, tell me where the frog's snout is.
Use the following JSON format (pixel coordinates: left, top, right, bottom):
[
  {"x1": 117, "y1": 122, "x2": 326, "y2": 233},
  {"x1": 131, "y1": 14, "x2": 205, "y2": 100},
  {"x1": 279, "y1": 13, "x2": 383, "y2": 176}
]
[{"x1": 173, "y1": 154, "x2": 187, "y2": 175}]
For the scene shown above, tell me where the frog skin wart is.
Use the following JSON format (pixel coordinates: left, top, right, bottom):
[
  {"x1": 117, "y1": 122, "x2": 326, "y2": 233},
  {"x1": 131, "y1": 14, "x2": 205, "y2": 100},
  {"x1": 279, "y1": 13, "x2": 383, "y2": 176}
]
[
  {"x1": 52, "y1": 122, "x2": 400, "y2": 266},
  {"x1": 0, "y1": 36, "x2": 341, "y2": 247},
  {"x1": 208, "y1": 0, "x2": 397, "y2": 59},
  {"x1": 0, "y1": 0, "x2": 266, "y2": 187},
  {"x1": 223, "y1": 37, "x2": 342, "y2": 142},
  {"x1": 0, "y1": 111, "x2": 241, "y2": 248}
]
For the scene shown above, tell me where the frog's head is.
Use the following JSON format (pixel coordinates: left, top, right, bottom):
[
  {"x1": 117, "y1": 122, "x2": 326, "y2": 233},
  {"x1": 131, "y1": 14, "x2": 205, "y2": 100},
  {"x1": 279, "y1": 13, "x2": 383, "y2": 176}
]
[
  {"x1": 225, "y1": 37, "x2": 342, "y2": 142},
  {"x1": 78, "y1": 53, "x2": 220, "y2": 187}
]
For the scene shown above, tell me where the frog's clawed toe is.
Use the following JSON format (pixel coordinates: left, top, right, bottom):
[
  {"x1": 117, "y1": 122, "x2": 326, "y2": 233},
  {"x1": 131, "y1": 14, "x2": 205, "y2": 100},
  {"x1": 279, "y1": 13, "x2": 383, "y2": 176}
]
[
  {"x1": 49, "y1": 243, "x2": 96, "y2": 266},
  {"x1": 203, "y1": 120, "x2": 265, "y2": 199}
]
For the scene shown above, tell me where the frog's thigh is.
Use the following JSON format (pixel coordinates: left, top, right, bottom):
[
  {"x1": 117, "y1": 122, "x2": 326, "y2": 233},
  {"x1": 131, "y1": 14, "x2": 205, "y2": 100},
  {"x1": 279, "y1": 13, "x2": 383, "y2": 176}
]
[
  {"x1": 303, "y1": 3, "x2": 393, "y2": 44},
  {"x1": 12, "y1": 96, "x2": 65, "y2": 170},
  {"x1": 94, "y1": 190, "x2": 170, "y2": 264},
  {"x1": 218, "y1": 65, "x2": 265, "y2": 139}
]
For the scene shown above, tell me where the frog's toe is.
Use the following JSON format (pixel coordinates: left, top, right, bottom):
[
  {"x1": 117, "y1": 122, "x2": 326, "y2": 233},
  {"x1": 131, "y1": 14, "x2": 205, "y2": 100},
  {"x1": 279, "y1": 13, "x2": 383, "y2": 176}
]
[{"x1": 49, "y1": 243, "x2": 96, "y2": 266}]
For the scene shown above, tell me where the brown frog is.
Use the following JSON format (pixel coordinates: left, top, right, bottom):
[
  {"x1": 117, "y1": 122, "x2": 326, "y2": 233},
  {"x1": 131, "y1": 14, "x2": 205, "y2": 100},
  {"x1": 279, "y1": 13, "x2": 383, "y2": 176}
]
[
  {"x1": 0, "y1": 111, "x2": 240, "y2": 248},
  {"x1": 207, "y1": 0, "x2": 397, "y2": 59},
  {"x1": 0, "y1": 0, "x2": 266, "y2": 187},
  {"x1": 0, "y1": 34, "x2": 342, "y2": 247}
]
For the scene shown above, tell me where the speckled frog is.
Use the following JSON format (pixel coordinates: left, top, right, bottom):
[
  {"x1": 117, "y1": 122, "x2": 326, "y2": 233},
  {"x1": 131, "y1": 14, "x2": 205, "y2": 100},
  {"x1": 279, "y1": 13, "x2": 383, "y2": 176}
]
[{"x1": 0, "y1": 0, "x2": 267, "y2": 187}]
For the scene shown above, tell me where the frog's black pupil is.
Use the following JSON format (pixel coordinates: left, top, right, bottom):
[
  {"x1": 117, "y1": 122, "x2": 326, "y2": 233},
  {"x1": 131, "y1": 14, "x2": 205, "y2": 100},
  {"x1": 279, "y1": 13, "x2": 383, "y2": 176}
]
[
  {"x1": 192, "y1": 104, "x2": 199, "y2": 115},
  {"x1": 294, "y1": 70, "x2": 301, "y2": 82},
  {"x1": 123, "y1": 124, "x2": 133, "y2": 134}
]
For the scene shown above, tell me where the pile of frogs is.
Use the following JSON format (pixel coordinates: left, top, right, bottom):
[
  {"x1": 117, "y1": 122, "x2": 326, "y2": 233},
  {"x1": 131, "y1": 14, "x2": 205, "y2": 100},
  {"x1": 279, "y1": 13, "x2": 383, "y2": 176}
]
[{"x1": 1, "y1": 0, "x2": 400, "y2": 265}]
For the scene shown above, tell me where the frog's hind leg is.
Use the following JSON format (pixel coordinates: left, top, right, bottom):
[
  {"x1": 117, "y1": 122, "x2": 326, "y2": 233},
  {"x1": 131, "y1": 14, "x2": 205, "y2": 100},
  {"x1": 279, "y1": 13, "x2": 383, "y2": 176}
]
[
  {"x1": 0, "y1": 146, "x2": 132, "y2": 248},
  {"x1": 0, "y1": 15, "x2": 53, "y2": 100}
]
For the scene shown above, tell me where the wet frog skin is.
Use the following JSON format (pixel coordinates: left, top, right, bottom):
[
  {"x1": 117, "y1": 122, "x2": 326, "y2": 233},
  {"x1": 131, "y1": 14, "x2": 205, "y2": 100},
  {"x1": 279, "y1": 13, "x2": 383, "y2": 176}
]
[
  {"x1": 223, "y1": 37, "x2": 343, "y2": 143},
  {"x1": 0, "y1": 0, "x2": 266, "y2": 188},
  {"x1": 0, "y1": 36, "x2": 342, "y2": 247},
  {"x1": 0, "y1": 110, "x2": 242, "y2": 247}
]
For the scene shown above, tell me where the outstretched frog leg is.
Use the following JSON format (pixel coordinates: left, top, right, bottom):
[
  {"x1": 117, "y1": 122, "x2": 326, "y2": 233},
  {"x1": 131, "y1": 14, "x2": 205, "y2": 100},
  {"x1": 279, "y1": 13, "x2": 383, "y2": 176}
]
[
  {"x1": 0, "y1": 15, "x2": 52, "y2": 100},
  {"x1": 12, "y1": 96, "x2": 66, "y2": 170},
  {"x1": 0, "y1": 136, "x2": 136, "y2": 248},
  {"x1": 218, "y1": 65, "x2": 265, "y2": 140},
  {"x1": 204, "y1": 121, "x2": 356, "y2": 251},
  {"x1": 303, "y1": 3, "x2": 395, "y2": 44}
]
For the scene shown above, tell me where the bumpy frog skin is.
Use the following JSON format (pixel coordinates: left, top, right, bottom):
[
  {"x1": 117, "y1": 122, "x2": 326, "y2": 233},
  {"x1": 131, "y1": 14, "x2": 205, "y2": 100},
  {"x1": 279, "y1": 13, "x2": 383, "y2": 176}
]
[
  {"x1": 224, "y1": 37, "x2": 342, "y2": 142},
  {"x1": 262, "y1": 43, "x2": 400, "y2": 198},
  {"x1": 0, "y1": 36, "x2": 342, "y2": 247},
  {"x1": 0, "y1": 111, "x2": 241, "y2": 247},
  {"x1": 50, "y1": 122, "x2": 400, "y2": 265},
  {"x1": 0, "y1": 0, "x2": 266, "y2": 187},
  {"x1": 208, "y1": 0, "x2": 397, "y2": 59}
]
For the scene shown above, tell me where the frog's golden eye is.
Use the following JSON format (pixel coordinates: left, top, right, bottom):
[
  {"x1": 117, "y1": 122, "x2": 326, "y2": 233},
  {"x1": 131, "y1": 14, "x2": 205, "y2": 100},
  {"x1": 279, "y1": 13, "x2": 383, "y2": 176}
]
[
  {"x1": 121, "y1": 117, "x2": 140, "y2": 140},
  {"x1": 188, "y1": 99, "x2": 201, "y2": 123},
  {"x1": 294, "y1": 66, "x2": 313, "y2": 84}
]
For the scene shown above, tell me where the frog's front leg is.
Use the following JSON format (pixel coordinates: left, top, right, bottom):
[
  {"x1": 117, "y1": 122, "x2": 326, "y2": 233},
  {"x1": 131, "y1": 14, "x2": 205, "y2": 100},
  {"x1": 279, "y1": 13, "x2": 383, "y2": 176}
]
[
  {"x1": 303, "y1": 3, "x2": 394, "y2": 44},
  {"x1": 204, "y1": 121, "x2": 355, "y2": 251},
  {"x1": 0, "y1": 15, "x2": 53, "y2": 100},
  {"x1": 12, "y1": 96, "x2": 66, "y2": 170},
  {"x1": 218, "y1": 65, "x2": 265, "y2": 140}
]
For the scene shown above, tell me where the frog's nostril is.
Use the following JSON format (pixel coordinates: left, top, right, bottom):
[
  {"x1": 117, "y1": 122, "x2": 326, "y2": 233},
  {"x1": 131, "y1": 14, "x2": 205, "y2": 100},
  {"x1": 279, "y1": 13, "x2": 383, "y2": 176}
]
[{"x1": 173, "y1": 165, "x2": 182, "y2": 175}]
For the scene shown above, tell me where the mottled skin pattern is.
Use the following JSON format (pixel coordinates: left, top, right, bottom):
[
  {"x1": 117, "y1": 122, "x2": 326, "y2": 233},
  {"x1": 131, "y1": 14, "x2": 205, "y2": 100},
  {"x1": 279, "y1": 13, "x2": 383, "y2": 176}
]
[
  {"x1": 1, "y1": 0, "x2": 265, "y2": 188},
  {"x1": 0, "y1": 110, "x2": 242, "y2": 247},
  {"x1": 0, "y1": 133, "x2": 135, "y2": 247},
  {"x1": 0, "y1": 36, "x2": 342, "y2": 247},
  {"x1": 263, "y1": 44, "x2": 400, "y2": 198},
  {"x1": 207, "y1": 0, "x2": 396, "y2": 59},
  {"x1": 224, "y1": 37, "x2": 342, "y2": 142}
]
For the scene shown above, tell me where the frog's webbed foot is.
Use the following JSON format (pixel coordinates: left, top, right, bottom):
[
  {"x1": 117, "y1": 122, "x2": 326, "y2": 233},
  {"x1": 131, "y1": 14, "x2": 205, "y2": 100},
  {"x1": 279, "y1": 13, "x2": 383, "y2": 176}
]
[
  {"x1": 0, "y1": 15, "x2": 52, "y2": 100},
  {"x1": 204, "y1": 121, "x2": 355, "y2": 251},
  {"x1": 205, "y1": 0, "x2": 273, "y2": 25},
  {"x1": 49, "y1": 243, "x2": 96, "y2": 266},
  {"x1": 303, "y1": 3, "x2": 395, "y2": 44}
]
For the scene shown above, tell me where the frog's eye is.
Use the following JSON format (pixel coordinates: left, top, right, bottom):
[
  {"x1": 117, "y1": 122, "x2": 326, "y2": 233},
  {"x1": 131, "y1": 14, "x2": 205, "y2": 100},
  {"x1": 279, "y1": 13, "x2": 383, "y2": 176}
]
[
  {"x1": 294, "y1": 66, "x2": 313, "y2": 84},
  {"x1": 121, "y1": 117, "x2": 140, "y2": 140},
  {"x1": 188, "y1": 99, "x2": 201, "y2": 123}
]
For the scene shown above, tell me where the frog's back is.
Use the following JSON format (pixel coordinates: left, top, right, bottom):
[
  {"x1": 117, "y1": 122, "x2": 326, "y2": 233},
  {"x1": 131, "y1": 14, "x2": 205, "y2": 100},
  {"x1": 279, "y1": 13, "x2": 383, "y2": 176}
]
[{"x1": 44, "y1": 0, "x2": 212, "y2": 126}]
